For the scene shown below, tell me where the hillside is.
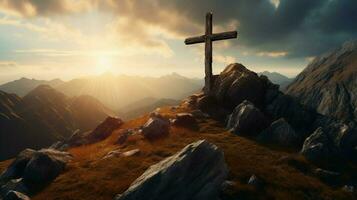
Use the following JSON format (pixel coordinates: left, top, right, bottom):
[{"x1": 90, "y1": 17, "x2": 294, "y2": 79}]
[
  {"x1": 0, "y1": 85, "x2": 115, "y2": 160},
  {"x1": 286, "y1": 41, "x2": 357, "y2": 123},
  {"x1": 24, "y1": 106, "x2": 355, "y2": 200}
]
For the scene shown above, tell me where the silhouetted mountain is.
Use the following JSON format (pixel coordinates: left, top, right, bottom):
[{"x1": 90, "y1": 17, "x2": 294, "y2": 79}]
[
  {"x1": 0, "y1": 85, "x2": 115, "y2": 160},
  {"x1": 286, "y1": 41, "x2": 357, "y2": 122},
  {"x1": 258, "y1": 71, "x2": 293, "y2": 89},
  {"x1": 55, "y1": 73, "x2": 202, "y2": 110},
  {"x1": 118, "y1": 97, "x2": 180, "y2": 120},
  {"x1": 0, "y1": 78, "x2": 64, "y2": 96}
]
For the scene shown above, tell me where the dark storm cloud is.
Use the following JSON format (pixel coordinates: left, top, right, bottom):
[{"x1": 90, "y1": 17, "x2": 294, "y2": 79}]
[{"x1": 1, "y1": 0, "x2": 356, "y2": 58}]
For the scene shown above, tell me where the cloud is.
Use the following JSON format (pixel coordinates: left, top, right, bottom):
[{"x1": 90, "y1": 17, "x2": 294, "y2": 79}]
[
  {"x1": 257, "y1": 51, "x2": 288, "y2": 58},
  {"x1": 1, "y1": 0, "x2": 357, "y2": 59}
]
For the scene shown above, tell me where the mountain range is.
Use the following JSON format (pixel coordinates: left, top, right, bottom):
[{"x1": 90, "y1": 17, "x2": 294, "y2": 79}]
[
  {"x1": 0, "y1": 85, "x2": 115, "y2": 160},
  {"x1": 258, "y1": 71, "x2": 294, "y2": 89},
  {"x1": 0, "y1": 73, "x2": 202, "y2": 111}
]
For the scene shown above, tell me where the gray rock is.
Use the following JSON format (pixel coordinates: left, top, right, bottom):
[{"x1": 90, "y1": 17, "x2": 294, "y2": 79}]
[
  {"x1": 0, "y1": 148, "x2": 72, "y2": 196},
  {"x1": 0, "y1": 149, "x2": 36, "y2": 182},
  {"x1": 22, "y1": 149, "x2": 72, "y2": 188},
  {"x1": 114, "y1": 140, "x2": 228, "y2": 200},
  {"x1": 171, "y1": 113, "x2": 198, "y2": 129},
  {"x1": 227, "y1": 100, "x2": 268, "y2": 136},
  {"x1": 301, "y1": 127, "x2": 334, "y2": 164},
  {"x1": 87, "y1": 117, "x2": 123, "y2": 142},
  {"x1": 4, "y1": 191, "x2": 30, "y2": 200},
  {"x1": 141, "y1": 117, "x2": 170, "y2": 140},
  {"x1": 259, "y1": 118, "x2": 299, "y2": 147}
]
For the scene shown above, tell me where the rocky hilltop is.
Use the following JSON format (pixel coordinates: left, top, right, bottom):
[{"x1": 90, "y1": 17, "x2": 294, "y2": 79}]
[
  {"x1": 0, "y1": 63, "x2": 356, "y2": 200},
  {"x1": 286, "y1": 41, "x2": 357, "y2": 123}
]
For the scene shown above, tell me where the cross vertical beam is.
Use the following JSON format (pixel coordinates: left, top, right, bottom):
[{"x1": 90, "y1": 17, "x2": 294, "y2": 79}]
[
  {"x1": 205, "y1": 12, "x2": 213, "y2": 94},
  {"x1": 184, "y1": 12, "x2": 238, "y2": 95}
]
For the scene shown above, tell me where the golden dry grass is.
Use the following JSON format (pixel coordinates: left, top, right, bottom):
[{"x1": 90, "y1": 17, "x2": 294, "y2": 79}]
[{"x1": 0, "y1": 106, "x2": 354, "y2": 200}]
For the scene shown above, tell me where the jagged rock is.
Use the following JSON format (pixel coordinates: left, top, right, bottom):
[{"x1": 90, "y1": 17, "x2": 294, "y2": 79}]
[
  {"x1": 286, "y1": 41, "x2": 357, "y2": 123},
  {"x1": 4, "y1": 190, "x2": 30, "y2": 200},
  {"x1": 87, "y1": 117, "x2": 123, "y2": 142},
  {"x1": 115, "y1": 140, "x2": 228, "y2": 200},
  {"x1": 141, "y1": 117, "x2": 170, "y2": 140},
  {"x1": 258, "y1": 118, "x2": 299, "y2": 147},
  {"x1": 211, "y1": 63, "x2": 267, "y2": 109},
  {"x1": 226, "y1": 100, "x2": 268, "y2": 136},
  {"x1": 171, "y1": 113, "x2": 198, "y2": 129},
  {"x1": 300, "y1": 127, "x2": 334, "y2": 164}
]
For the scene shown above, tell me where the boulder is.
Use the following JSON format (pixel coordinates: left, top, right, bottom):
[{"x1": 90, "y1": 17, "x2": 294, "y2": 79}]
[
  {"x1": 258, "y1": 118, "x2": 299, "y2": 147},
  {"x1": 227, "y1": 100, "x2": 268, "y2": 136},
  {"x1": 4, "y1": 190, "x2": 30, "y2": 200},
  {"x1": 300, "y1": 127, "x2": 334, "y2": 164},
  {"x1": 171, "y1": 113, "x2": 198, "y2": 129},
  {"x1": 0, "y1": 149, "x2": 36, "y2": 182},
  {"x1": 0, "y1": 149, "x2": 71, "y2": 196},
  {"x1": 87, "y1": 117, "x2": 123, "y2": 142},
  {"x1": 115, "y1": 140, "x2": 228, "y2": 200},
  {"x1": 22, "y1": 149, "x2": 72, "y2": 189},
  {"x1": 141, "y1": 117, "x2": 170, "y2": 140}
]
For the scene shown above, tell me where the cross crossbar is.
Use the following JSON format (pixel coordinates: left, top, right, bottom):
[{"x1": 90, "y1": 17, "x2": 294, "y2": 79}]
[{"x1": 184, "y1": 12, "x2": 238, "y2": 94}]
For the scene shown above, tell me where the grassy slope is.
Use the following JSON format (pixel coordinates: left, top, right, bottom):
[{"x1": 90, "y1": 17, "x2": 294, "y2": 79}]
[{"x1": 1, "y1": 106, "x2": 354, "y2": 200}]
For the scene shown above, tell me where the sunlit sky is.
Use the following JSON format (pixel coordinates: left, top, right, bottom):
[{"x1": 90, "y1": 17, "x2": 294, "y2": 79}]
[{"x1": 0, "y1": 0, "x2": 356, "y2": 84}]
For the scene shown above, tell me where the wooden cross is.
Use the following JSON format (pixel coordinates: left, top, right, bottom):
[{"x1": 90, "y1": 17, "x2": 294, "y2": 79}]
[{"x1": 185, "y1": 12, "x2": 237, "y2": 94}]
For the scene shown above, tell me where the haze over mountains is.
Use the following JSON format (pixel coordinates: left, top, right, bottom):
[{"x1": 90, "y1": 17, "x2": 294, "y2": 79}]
[
  {"x1": 258, "y1": 71, "x2": 294, "y2": 90},
  {"x1": 0, "y1": 73, "x2": 203, "y2": 111}
]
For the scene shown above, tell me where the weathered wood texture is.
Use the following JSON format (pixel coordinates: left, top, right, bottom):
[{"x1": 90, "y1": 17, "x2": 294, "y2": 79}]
[{"x1": 185, "y1": 12, "x2": 238, "y2": 94}]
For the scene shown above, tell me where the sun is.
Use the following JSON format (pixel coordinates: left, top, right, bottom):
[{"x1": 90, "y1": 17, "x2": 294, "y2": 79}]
[{"x1": 95, "y1": 55, "x2": 112, "y2": 74}]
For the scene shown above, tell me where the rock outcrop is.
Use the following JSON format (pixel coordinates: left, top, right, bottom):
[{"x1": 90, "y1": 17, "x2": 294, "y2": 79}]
[
  {"x1": 0, "y1": 149, "x2": 71, "y2": 198},
  {"x1": 114, "y1": 140, "x2": 228, "y2": 200},
  {"x1": 258, "y1": 118, "x2": 300, "y2": 147},
  {"x1": 226, "y1": 100, "x2": 268, "y2": 136},
  {"x1": 286, "y1": 41, "x2": 357, "y2": 123}
]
